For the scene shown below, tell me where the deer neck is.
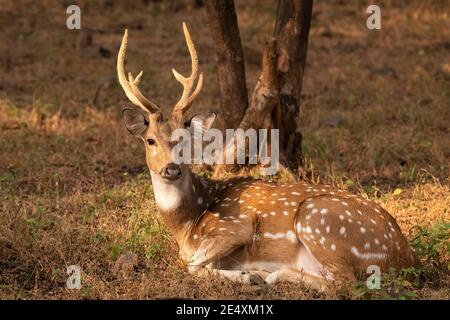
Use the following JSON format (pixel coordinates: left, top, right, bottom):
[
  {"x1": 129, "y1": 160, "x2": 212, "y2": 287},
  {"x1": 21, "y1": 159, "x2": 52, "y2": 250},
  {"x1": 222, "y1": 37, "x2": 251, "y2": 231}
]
[{"x1": 149, "y1": 169, "x2": 219, "y2": 240}]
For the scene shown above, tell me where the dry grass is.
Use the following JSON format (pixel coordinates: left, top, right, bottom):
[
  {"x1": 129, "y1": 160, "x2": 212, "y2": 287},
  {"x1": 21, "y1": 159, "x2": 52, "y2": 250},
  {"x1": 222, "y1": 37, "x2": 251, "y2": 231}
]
[{"x1": 0, "y1": 0, "x2": 449, "y2": 299}]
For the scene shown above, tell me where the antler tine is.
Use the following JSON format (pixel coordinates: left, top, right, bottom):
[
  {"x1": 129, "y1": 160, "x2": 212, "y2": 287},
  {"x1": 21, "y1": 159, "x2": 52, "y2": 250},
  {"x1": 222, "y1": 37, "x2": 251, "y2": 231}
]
[
  {"x1": 172, "y1": 22, "x2": 204, "y2": 122},
  {"x1": 117, "y1": 29, "x2": 160, "y2": 114}
]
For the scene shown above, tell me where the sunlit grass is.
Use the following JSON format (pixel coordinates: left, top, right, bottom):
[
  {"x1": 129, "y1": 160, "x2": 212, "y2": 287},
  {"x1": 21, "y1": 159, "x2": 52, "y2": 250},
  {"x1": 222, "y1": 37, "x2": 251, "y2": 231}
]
[{"x1": 0, "y1": 0, "x2": 449, "y2": 299}]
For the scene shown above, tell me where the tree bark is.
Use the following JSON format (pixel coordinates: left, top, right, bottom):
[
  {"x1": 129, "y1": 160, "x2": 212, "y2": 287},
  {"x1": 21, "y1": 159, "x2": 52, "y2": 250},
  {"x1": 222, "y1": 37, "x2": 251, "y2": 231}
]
[
  {"x1": 204, "y1": 0, "x2": 248, "y2": 131},
  {"x1": 206, "y1": 0, "x2": 313, "y2": 176},
  {"x1": 214, "y1": 39, "x2": 281, "y2": 176},
  {"x1": 274, "y1": 0, "x2": 313, "y2": 171}
]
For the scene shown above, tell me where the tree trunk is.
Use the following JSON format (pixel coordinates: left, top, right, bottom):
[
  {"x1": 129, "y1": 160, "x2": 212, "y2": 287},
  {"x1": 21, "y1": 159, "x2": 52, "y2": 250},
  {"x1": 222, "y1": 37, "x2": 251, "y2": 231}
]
[
  {"x1": 206, "y1": 0, "x2": 313, "y2": 175},
  {"x1": 204, "y1": 0, "x2": 248, "y2": 131},
  {"x1": 274, "y1": 0, "x2": 313, "y2": 172},
  {"x1": 214, "y1": 39, "x2": 281, "y2": 176}
]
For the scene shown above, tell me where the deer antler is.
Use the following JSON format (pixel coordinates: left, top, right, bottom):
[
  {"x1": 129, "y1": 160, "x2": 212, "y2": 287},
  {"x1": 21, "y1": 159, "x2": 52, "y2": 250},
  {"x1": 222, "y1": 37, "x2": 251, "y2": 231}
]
[
  {"x1": 172, "y1": 22, "x2": 204, "y2": 122},
  {"x1": 117, "y1": 29, "x2": 160, "y2": 114}
]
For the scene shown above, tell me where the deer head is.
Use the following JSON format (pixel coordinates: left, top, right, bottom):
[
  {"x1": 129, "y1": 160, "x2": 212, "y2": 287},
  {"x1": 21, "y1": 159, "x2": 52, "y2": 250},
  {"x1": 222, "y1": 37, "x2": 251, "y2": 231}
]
[{"x1": 117, "y1": 23, "x2": 216, "y2": 199}]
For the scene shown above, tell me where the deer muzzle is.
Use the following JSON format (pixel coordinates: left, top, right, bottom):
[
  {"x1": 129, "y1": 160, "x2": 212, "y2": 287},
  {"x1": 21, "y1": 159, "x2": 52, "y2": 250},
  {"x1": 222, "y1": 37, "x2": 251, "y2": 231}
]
[{"x1": 161, "y1": 163, "x2": 182, "y2": 180}]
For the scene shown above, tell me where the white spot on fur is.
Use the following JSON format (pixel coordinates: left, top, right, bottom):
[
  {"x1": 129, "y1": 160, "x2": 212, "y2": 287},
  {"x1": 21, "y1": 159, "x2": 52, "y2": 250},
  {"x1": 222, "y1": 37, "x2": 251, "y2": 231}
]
[
  {"x1": 351, "y1": 247, "x2": 387, "y2": 260},
  {"x1": 263, "y1": 232, "x2": 285, "y2": 240},
  {"x1": 286, "y1": 231, "x2": 297, "y2": 243}
]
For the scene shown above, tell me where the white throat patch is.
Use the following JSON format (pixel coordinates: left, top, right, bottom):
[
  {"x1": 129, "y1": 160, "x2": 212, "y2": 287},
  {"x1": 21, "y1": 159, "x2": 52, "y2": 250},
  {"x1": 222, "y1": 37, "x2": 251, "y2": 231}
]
[{"x1": 150, "y1": 170, "x2": 187, "y2": 212}]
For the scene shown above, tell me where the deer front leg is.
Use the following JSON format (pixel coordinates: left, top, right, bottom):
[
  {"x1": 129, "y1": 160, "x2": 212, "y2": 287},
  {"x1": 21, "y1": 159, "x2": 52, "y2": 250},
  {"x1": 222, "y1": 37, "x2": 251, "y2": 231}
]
[
  {"x1": 187, "y1": 236, "x2": 266, "y2": 285},
  {"x1": 192, "y1": 267, "x2": 268, "y2": 285},
  {"x1": 265, "y1": 269, "x2": 329, "y2": 292}
]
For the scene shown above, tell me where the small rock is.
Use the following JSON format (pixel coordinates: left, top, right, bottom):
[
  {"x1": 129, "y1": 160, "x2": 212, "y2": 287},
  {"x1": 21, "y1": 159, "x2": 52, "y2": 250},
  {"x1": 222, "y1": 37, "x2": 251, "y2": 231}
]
[
  {"x1": 113, "y1": 252, "x2": 138, "y2": 276},
  {"x1": 321, "y1": 115, "x2": 343, "y2": 128}
]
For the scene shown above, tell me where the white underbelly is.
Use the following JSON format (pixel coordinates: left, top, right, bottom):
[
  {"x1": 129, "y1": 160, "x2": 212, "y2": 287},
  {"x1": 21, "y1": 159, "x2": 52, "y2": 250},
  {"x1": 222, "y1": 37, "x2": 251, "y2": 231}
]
[
  {"x1": 241, "y1": 261, "x2": 287, "y2": 273},
  {"x1": 239, "y1": 246, "x2": 329, "y2": 279}
]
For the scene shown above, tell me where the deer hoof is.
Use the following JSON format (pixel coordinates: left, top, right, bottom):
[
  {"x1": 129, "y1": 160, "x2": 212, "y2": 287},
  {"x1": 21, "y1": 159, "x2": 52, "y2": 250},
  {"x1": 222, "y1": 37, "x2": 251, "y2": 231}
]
[{"x1": 248, "y1": 273, "x2": 266, "y2": 285}]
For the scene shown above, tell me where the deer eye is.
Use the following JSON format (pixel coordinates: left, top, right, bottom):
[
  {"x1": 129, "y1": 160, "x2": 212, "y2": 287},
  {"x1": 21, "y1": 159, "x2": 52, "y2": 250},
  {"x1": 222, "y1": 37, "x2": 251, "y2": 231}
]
[{"x1": 147, "y1": 138, "x2": 156, "y2": 146}]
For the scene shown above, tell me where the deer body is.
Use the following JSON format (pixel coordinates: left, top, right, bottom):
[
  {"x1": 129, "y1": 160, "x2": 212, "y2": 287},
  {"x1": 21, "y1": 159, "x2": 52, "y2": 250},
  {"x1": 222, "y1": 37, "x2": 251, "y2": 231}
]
[
  {"x1": 151, "y1": 171, "x2": 417, "y2": 289},
  {"x1": 116, "y1": 23, "x2": 418, "y2": 290}
]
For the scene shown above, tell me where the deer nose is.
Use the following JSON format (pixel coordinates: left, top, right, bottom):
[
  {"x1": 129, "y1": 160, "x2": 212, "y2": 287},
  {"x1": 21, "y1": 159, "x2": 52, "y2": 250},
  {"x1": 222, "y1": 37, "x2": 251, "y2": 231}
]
[{"x1": 162, "y1": 163, "x2": 182, "y2": 180}]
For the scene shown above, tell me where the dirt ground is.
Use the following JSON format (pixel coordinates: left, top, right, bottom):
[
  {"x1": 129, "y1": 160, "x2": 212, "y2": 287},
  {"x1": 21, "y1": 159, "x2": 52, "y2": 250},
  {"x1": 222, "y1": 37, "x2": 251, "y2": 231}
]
[{"x1": 0, "y1": 0, "x2": 449, "y2": 299}]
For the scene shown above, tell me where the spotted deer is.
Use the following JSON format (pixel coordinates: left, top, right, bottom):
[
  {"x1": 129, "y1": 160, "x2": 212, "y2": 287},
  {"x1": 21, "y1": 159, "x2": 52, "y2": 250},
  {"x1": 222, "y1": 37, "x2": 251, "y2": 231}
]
[{"x1": 117, "y1": 23, "x2": 418, "y2": 291}]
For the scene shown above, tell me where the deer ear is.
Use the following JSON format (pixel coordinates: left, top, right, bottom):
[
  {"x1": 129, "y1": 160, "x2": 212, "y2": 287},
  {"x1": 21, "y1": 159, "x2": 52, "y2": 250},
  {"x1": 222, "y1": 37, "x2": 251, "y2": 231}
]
[
  {"x1": 122, "y1": 108, "x2": 148, "y2": 137},
  {"x1": 185, "y1": 112, "x2": 216, "y2": 138}
]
